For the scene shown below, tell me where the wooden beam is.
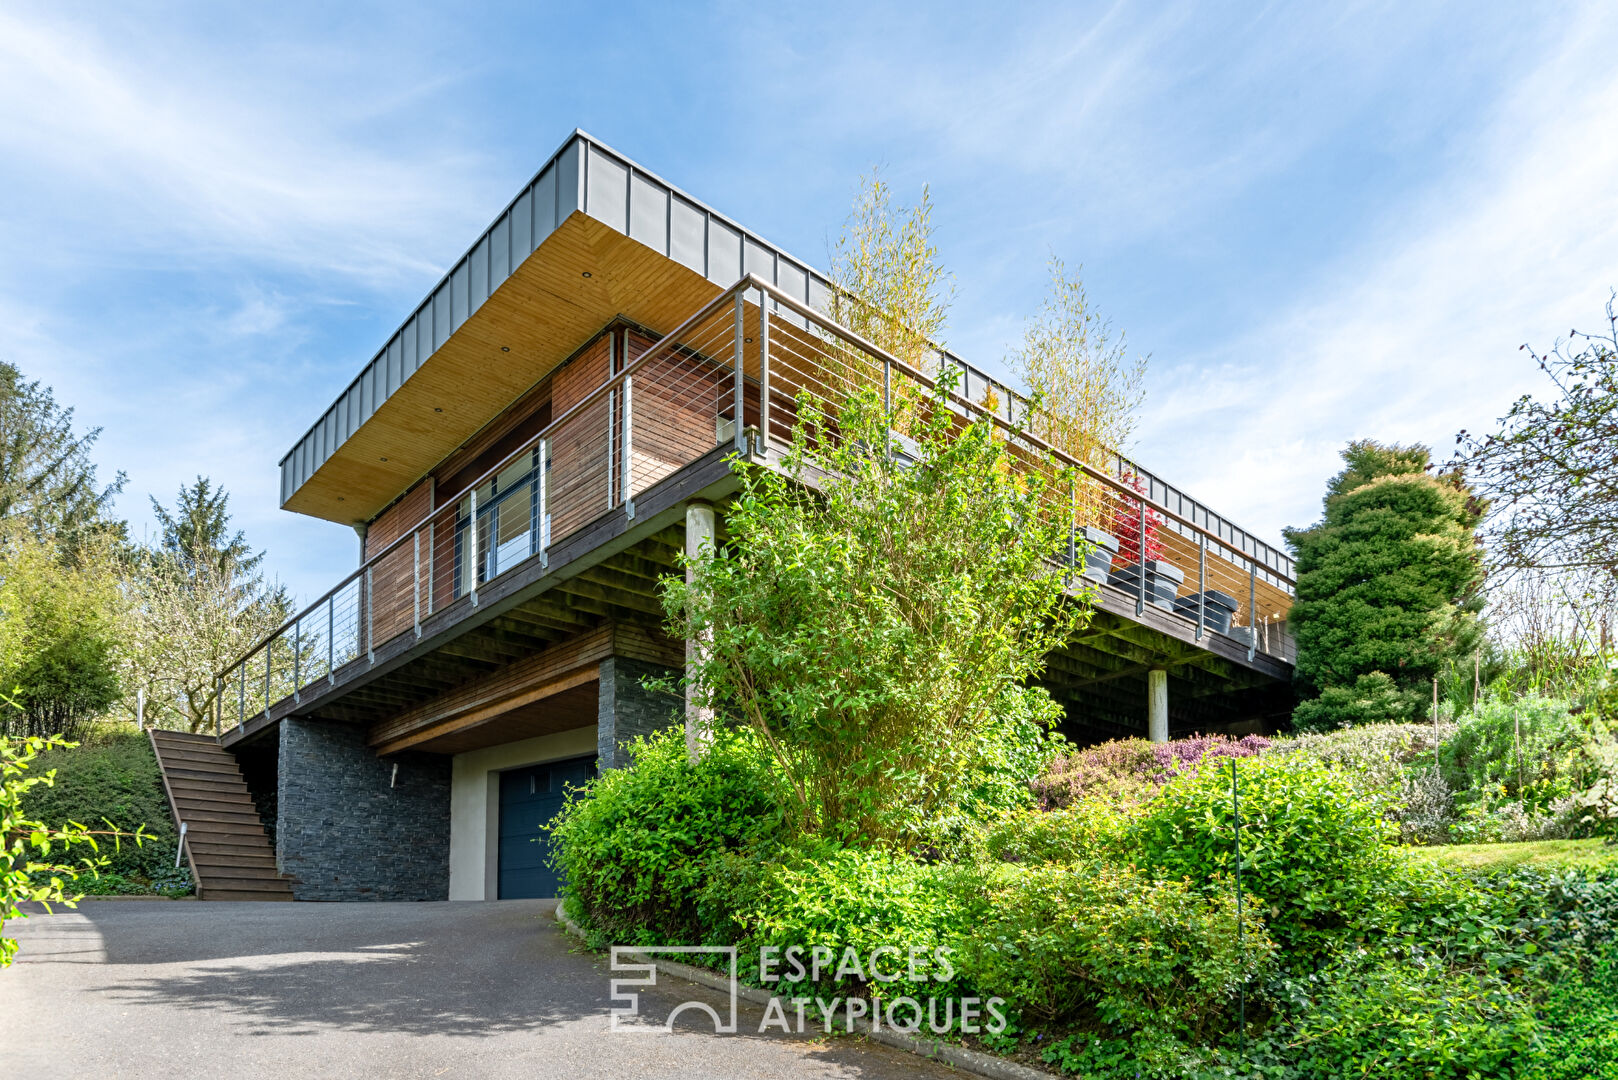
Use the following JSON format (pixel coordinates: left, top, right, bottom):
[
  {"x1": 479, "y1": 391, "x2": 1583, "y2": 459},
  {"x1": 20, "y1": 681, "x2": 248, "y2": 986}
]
[{"x1": 374, "y1": 665, "x2": 601, "y2": 756}]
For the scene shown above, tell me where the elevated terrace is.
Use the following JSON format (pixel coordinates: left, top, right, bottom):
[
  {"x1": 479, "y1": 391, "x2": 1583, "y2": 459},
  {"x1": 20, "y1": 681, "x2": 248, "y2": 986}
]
[{"x1": 224, "y1": 132, "x2": 1296, "y2": 752}]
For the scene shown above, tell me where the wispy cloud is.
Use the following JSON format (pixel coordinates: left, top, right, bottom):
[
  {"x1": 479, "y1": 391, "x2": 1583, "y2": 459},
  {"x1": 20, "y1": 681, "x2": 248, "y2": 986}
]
[
  {"x1": 1136, "y1": 3, "x2": 1618, "y2": 541},
  {"x1": 0, "y1": 9, "x2": 486, "y2": 286}
]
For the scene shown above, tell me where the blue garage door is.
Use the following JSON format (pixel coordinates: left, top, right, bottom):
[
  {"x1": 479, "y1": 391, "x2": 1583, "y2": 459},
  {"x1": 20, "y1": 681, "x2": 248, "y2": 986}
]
[{"x1": 498, "y1": 755, "x2": 596, "y2": 899}]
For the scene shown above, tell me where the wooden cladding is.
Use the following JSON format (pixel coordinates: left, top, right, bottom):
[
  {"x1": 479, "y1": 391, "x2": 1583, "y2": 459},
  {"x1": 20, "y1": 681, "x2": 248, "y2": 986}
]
[
  {"x1": 364, "y1": 479, "x2": 433, "y2": 649},
  {"x1": 367, "y1": 622, "x2": 681, "y2": 755}
]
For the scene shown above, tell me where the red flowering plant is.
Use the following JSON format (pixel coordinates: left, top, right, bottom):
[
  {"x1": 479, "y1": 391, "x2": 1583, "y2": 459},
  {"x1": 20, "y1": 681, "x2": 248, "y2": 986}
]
[{"x1": 1111, "y1": 472, "x2": 1166, "y2": 564}]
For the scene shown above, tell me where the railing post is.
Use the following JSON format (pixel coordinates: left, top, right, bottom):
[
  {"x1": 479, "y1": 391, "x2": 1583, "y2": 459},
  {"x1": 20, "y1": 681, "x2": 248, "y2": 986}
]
[
  {"x1": 1136, "y1": 497, "x2": 1147, "y2": 617},
  {"x1": 732, "y1": 291, "x2": 746, "y2": 453},
  {"x1": 757, "y1": 285, "x2": 770, "y2": 456},
  {"x1": 1196, "y1": 533, "x2": 1206, "y2": 641},
  {"x1": 1248, "y1": 556, "x2": 1258, "y2": 661},
  {"x1": 427, "y1": 521, "x2": 436, "y2": 616},
  {"x1": 214, "y1": 676, "x2": 221, "y2": 736},
  {"x1": 622, "y1": 373, "x2": 635, "y2": 519},
  {"x1": 238, "y1": 662, "x2": 245, "y2": 727},
  {"x1": 468, "y1": 487, "x2": 480, "y2": 607},
  {"x1": 606, "y1": 384, "x2": 617, "y2": 510},
  {"x1": 327, "y1": 594, "x2": 335, "y2": 683},
  {"x1": 1066, "y1": 473, "x2": 1076, "y2": 591},
  {"x1": 293, "y1": 619, "x2": 301, "y2": 702},
  {"x1": 538, "y1": 438, "x2": 550, "y2": 568},
  {"x1": 365, "y1": 564, "x2": 375, "y2": 663},
  {"x1": 264, "y1": 639, "x2": 272, "y2": 714}
]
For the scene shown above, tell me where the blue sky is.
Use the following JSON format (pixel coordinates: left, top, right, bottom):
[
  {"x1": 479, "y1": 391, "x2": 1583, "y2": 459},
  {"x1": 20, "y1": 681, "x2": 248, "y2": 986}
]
[{"x1": 3, "y1": 2, "x2": 1616, "y2": 606}]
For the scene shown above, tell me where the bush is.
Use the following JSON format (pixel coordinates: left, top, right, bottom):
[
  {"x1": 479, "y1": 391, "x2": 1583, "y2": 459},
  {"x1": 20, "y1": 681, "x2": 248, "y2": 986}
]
[
  {"x1": 1291, "y1": 671, "x2": 1426, "y2": 731},
  {"x1": 1440, "y1": 694, "x2": 1601, "y2": 813},
  {"x1": 962, "y1": 861, "x2": 1272, "y2": 1038},
  {"x1": 713, "y1": 843, "x2": 990, "y2": 1000},
  {"x1": 981, "y1": 802, "x2": 1137, "y2": 866},
  {"x1": 1031, "y1": 733, "x2": 1270, "y2": 811},
  {"x1": 23, "y1": 732, "x2": 177, "y2": 882},
  {"x1": 1245, "y1": 955, "x2": 1537, "y2": 1079},
  {"x1": 1528, "y1": 943, "x2": 1618, "y2": 1080},
  {"x1": 1132, "y1": 755, "x2": 1396, "y2": 959},
  {"x1": 1279, "y1": 721, "x2": 1458, "y2": 843},
  {"x1": 548, "y1": 726, "x2": 784, "y2": 944}
]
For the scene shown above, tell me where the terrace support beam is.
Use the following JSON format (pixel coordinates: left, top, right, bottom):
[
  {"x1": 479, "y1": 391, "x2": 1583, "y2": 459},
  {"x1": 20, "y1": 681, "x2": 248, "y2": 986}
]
[
  {"x1": 1148, "y1": 668, "x2": 1169, "y2": 743},
  {"x1": 685, "y1": 501, "x2": 717, "y2": 762}
]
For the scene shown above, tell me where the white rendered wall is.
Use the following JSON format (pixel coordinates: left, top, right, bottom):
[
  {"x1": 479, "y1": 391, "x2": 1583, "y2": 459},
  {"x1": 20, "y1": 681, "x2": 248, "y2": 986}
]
[{"x1": 447, "y1": 725, "x2": 598, "y2": 900}]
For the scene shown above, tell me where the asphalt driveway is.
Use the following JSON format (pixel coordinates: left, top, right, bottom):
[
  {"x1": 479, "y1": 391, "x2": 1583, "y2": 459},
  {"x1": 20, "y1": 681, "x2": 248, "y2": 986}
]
[{"x1": 1, "y1": 900, "x2": 961, "y2": 1080}]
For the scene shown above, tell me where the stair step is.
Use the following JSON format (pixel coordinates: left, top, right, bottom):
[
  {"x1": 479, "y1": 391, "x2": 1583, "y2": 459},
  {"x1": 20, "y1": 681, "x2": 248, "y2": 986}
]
[
  {"x1": 155, "y1": 749, "x2": 241, "y2": 769},
  {"x1": 188, "y1": 842, "x2": 278, "y2": 860},
  {"x1": 173, "y1": 816, "x2": 265, "y2": 835},
  {"x1": 157, "y1": 761, "x2": 242, "y2": 777},
  {"x1": 172, "y1": 790, "x2": 257, "y2": 806},
  {"x1": 190, "y1": 852, "x2": 278, "y2": 870},
  {"x1": 168, "y1": 781, "x2": 252, "y2": 800},
  {"x1": 191, "y1": 863, "x2": 284, "y2": 881},
  {"x1": 203, "y1": 890, "x2": 294, "y2": 902},
  {"x1": 151, "y1": 730, "x2": 220, "y2": 745},
  {"x1": 203, "y1": 876, "x2": 294, "y2": 894}
]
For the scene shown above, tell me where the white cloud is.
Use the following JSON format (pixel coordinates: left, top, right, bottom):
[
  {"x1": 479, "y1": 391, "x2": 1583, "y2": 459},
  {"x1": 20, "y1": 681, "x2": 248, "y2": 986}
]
[
  {"x1": 0, "y1": 9, "x2": 486, "y2": 286},
  {"x1": 1134, "y1": 3, "x2": 1618, "y2": 544}
]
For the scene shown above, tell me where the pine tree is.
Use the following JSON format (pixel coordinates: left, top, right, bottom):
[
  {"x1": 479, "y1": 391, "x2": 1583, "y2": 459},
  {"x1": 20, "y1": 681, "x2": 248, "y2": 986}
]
[{"x1": 1285, "y1": 440, "x2": 1484, "y2": 730}]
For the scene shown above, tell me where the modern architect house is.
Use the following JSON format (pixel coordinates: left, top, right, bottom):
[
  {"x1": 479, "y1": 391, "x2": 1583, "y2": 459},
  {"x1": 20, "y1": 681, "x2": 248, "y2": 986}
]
[{"x1": 148, "y1": 131, "x2": 1299, "y2": 903}]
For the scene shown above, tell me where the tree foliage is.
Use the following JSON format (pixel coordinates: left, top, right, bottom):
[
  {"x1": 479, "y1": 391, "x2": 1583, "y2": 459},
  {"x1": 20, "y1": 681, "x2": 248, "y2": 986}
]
[
  {"x1": 1458, "y1": 295, "x2": 1618, "y2": 602},
  {"x1": 1012, "y1": 257, "x2": 1147, "y2": 469},
  {"x1": 0, "y1": 363, "x2": 126, "y2": 554},
  {"x1": 1285, "y1": 440, "x2": 1484, "y2": 725},
  {"x1": 3, "y1": 734, "x2": 144, "y2": 967},
  {"x1": 827, "y1": 169, "x2": 953, "y2": 372},
  {"x1": 123, "y1": 481, "x2": 289, "y2": 733},
  {"x1": 0, "y1": 534, "x2": 122, "y2": 741},
  {"x1": 661, "y1": 378, "x2": 1089, "y2": 847}
]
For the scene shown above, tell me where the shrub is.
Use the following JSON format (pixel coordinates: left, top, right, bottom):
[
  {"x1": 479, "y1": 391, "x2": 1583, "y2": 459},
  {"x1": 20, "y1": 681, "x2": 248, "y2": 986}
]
[
  {"x1": 1278, "y1": 721, "x2": 1458, "y2": 843},
  {"x1": 1291, "y1": 671, "x2": 1426, "y2": 731},
  {"x1": 962, "y1": 861, "x2": 1272, "y2": 1039},
  {"x1": 1132, "y1": 754, "x2": 1396, "y2": 960},
  {"x1": 713, "y1": 842, "x2": 991, "y2": 1000},
  {"x1": 1527, "y1": 943, "x2": 1618, "y2": 1080},
  {"x1": 1246, "y1": 956, "x2": 1537, "y2": 1079},
  {"x1": 981, "y1": 802, "x2": 1137, "y2": 866},
  {"x1": 23, "y1": 732, "x2": 177, "y2": 881},
  {"x1": 1440, "y1": 694, "x2": 1601, "y2": 812},
  {"x1": 548, "y1": 726, "x2": 784, "y2": 944},
  {"x1": 1031, "y1": 733, "x2": 1270, "y2": 811}
]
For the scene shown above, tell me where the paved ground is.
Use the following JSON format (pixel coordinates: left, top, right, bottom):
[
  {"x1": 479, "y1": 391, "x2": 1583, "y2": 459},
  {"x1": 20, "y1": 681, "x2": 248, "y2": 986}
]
[{"x1": 2, "y1": 900, "x2": 961, "y2": 1080}]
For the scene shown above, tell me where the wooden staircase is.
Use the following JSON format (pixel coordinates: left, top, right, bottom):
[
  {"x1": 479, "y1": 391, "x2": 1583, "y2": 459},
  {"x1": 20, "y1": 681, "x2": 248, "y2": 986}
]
[{"x1": 148, "y1": 729, "x2": 294, "y2": 901}]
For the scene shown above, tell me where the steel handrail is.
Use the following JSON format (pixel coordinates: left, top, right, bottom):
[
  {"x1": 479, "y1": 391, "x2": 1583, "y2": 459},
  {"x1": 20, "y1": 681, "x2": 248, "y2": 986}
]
[
  {"x1": 220, "y1": 273, "x2": 1291, "y2": 686},
  {"x1": 216, "y1": 276, "x2": 758, "y2": 680},
  {"x1": 753, "y1": 277, "x2": 1297, "y2": 588}
]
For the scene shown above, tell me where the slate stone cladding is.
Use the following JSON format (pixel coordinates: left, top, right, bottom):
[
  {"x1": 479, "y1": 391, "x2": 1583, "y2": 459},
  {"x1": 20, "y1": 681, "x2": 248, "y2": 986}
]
[
  {"x1": 276, "y1": 717, "x2": 451, "y2": 901},
  {"x1": 597, "y1": 656, "x2": 680, "y2": 768}
]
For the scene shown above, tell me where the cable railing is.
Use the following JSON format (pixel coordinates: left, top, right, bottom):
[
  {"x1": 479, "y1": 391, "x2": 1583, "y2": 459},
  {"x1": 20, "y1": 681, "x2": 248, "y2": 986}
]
[{"x1": 214, "y1": 274, "x2": 1295, "y2": 735}]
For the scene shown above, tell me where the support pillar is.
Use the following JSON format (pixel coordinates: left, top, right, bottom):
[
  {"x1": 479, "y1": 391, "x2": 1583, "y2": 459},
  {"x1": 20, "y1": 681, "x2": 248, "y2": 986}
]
[
  {"x1": 1148, "y1": 668, "x2": 1169, "y2": 743},
  {"x1": 685, "y1": 501, "x2": 717, "y2": 763}
]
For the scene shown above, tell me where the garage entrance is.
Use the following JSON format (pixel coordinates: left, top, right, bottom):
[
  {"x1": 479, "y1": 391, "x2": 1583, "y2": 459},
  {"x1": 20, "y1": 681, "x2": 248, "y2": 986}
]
[{"x1": 496, "y1": 755, "x2": 596, "y2": 899}]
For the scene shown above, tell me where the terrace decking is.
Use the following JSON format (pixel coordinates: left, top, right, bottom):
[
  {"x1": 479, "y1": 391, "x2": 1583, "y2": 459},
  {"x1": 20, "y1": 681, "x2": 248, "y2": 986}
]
[{"x1": 212, "y1": 268, "x2": 1297, "y2": 753}]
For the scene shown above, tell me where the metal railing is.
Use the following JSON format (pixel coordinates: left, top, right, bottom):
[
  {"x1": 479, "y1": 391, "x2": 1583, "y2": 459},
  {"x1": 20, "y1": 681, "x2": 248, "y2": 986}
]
[{"x1": 214, "y1": 274, "x2": 1295, "y2": 734}]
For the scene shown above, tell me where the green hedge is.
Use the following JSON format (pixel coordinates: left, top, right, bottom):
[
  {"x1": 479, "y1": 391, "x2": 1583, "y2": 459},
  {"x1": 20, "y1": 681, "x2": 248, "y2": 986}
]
[{"x1": 24, "y1": 731, "x2": 183, "y2": 889}]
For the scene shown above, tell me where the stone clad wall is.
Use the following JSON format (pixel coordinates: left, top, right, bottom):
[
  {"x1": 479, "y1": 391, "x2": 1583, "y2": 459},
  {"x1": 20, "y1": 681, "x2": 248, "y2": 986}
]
[
  {"x1": 596, "y1": 656, "x2": 680, "y2": 768},
  {"x1": 277, "y1": 717, "x2": 451, "y2": 901}
]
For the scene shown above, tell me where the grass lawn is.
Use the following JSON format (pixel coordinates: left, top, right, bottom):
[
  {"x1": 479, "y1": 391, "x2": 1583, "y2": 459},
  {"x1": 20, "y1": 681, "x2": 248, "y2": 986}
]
[{"x1": 1407, "y1": 837, "x2": 1618, "y2": 873}]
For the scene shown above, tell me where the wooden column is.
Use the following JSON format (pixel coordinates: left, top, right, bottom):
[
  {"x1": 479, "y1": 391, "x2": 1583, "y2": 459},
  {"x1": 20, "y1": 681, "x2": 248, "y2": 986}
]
[
  {"x1": 1148, "y1": 668, "x2": 1169, "y2": 743},
  {"x1": 685, "y1": 501, "x2": 717, "y2": 762}
]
